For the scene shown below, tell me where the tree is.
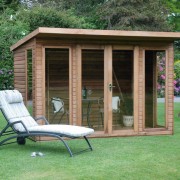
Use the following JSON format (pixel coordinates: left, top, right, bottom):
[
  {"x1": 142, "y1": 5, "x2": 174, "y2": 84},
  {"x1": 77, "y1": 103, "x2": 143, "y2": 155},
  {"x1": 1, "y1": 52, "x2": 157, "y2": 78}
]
[
  {"x1": 163, "y1": 0, "x2": 180, "y2": 61},
  {"x1": 16, "y1": 6, "x2": 94, "y2": 32},
  {"x1": 163, "y1": 0, "x2": 180, "y2": 32},
  {"x1": 96, "y1": 0, "x2": 172, "y2": 31},
  {"x1": 0, "y1": 8, "x2": 29, "y2": 89}
]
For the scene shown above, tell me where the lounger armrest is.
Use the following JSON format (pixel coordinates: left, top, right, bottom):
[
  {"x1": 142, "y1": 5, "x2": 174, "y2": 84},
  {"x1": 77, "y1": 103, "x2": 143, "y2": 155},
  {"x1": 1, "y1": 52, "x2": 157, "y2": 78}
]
[
  {"x1": 35, "y1": 116, "x2": 49, "y2": 125},
  {"x1": 10, "y1": 120, "x2": 30, "y2": 134}
]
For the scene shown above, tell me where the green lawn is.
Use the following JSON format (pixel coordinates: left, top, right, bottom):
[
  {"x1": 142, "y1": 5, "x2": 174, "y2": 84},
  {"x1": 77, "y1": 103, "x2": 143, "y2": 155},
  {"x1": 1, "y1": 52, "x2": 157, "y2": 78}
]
[{"x1": 0, "y1": 103, "x2": 180, "y2": 180}]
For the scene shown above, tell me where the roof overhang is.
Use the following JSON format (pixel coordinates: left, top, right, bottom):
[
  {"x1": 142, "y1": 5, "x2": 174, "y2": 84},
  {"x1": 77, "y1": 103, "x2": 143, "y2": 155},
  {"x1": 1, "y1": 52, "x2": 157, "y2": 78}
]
[{"x1": 10, "y1": 27, "x2": 180, "y2": 51}]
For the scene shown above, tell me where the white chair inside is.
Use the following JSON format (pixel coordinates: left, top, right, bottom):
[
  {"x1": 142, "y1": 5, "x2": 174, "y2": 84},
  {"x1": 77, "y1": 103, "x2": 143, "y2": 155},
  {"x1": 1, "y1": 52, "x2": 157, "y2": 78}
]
[
  {"x1": 99, "y1": 96, "x2": 120, "y2": 112},
  {"x1": 51, "y1": 97, "x2": 69, "y2": 124},
  {"x1": 112, "y1": 96, "x2": 120, "y2": 113},
  {"x1": 52, "y1": 97, "x2": 64, "y2": 113}
]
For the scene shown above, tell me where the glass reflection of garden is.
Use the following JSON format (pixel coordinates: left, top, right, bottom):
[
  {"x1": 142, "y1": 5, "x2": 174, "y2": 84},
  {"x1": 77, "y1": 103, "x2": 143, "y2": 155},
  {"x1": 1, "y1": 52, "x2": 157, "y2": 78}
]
[{"x1": 157, "y1": 55, "x2": 180, "y2": 98}]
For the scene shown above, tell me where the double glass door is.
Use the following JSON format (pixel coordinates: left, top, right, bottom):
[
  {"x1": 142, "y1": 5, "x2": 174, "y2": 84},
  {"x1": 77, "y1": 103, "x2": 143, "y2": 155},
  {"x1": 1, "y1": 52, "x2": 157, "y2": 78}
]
[{"x1": 81, "y1": 46, "x2": 134, "y2": 132}]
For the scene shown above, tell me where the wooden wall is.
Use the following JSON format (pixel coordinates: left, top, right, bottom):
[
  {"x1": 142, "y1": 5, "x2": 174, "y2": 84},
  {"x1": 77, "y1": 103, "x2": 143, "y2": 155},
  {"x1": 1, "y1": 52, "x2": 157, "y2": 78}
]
[
  {"x1": 166, "y1": 44, "x2": 174, "y2": 133},
  {"x1": 13, "y1": 39, "x2": 35, "y2": 106}
]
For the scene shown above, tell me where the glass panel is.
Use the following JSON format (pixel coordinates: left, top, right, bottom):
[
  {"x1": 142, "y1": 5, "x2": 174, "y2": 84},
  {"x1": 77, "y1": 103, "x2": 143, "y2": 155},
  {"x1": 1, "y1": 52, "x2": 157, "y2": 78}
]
[
  {"x1": 145, "y1": 50, "x2": 165, "y2": 128},
  {"x1": 45, "y1": 48, "x2": 69, "y2": 124},
  {"x1": 112, "y1": 50, "x2": 134, "y2": 130},
  {"x1": 27, "y1": 49, "x2": 33, "y2": 115},
  {"x1": 82, "y1": 49, "x2": 104, "y2": 130},
  {"x1": 157, "y1": 52, "x2": 166, "y2": 127}
]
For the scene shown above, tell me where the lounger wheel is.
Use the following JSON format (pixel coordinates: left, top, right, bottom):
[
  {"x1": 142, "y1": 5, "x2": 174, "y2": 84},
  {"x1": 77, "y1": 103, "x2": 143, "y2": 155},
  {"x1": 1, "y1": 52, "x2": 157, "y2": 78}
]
[{"x1": 17, "y1": 137, "x2": 26, "y2": 145}]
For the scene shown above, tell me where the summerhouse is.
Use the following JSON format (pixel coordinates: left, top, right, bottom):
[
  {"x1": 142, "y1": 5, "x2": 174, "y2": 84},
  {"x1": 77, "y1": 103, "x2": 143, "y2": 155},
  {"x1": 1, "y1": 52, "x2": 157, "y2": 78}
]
[{"x1": 10, "y1": 27, "x2": 180, "y2": 137}]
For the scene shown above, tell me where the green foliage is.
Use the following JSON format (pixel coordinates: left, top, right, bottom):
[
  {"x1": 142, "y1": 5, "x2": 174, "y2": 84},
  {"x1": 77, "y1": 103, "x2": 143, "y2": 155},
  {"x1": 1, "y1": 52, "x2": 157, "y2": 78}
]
[
  {"x1": 16, "y1": 6, "x2": 95, "y2": 32},
  {"x1": 0, "y1": 8, "x2": 29, "y2": 90},
  {"x1": 174, "y1": 60, "x2": 180, "y2": 80},
  {"x1": 0, "y1": 68, "x2": 13, "y2": 89},
  {"x1": 96, "y1": 0, "x2": 172, "y2": 31},
  {"x1": 63, "y1": 0, "x2": 106, "y2": 29},
  {"x1": 163, "y1": 0, "x2": 180, "y2": 31},
  {"x1": 0, "y1": 0, "x2": 20, "y2": 11},
  {"x1": 0, "y1": 9, "x2": 29, "y2": 61}
]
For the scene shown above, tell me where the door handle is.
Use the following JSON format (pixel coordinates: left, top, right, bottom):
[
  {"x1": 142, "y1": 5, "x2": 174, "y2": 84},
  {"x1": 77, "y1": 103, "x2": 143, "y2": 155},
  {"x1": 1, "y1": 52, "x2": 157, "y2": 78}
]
[{"x1": 109, "y1": 83, "x2": 115, "y2": 91}]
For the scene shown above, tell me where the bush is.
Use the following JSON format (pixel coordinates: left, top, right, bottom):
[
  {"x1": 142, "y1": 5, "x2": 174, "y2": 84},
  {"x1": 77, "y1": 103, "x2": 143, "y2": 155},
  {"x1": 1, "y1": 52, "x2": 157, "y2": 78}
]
[
  {"x1": 174, "y1": 60, "x2": 180, "y2": 96},
  {"x1": 17, "y1": 6, "x2": 94, "y2": 32},
  {"x1": 157, "y1": 56, "x2": 166, "y2": 97},
  {"x1": 157, "y1": 57, "x2": 180, "y2": 97},
  {"x1": 0, "y1": 68, "x2": 14, "y2": 90},
  {"x1": 0, "y1": 9, "x2": 29, "y2": 90}
]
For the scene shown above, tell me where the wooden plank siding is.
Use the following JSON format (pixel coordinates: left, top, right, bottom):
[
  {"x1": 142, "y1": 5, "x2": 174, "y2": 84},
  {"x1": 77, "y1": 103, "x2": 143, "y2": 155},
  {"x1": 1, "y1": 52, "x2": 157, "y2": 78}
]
[
  {"x1": 34, "y1": 42, "x2": 45, "y2": 120},
  {"x1": 13, "y1": 39, "x2": 35, "y2": 105},
  {"x1": 138, "y1": 47, "x2": 144, "y2": 132},
  {"x1": 166, "y1": 44, "x2": 174, "y2": 133}
]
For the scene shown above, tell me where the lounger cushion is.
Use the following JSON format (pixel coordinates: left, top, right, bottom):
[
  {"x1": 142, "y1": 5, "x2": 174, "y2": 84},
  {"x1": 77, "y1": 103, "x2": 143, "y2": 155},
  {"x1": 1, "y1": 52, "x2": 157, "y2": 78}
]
[
  {"x1": 0, "y1": 90, "x2": 36, "y2": 131},
  {"x1": 5, "y1": 90, "x2": 23, "y2": 104},
  {"x1": 10, "y1": 116, "x2": 38, "y2": 132},
  {"x1": 27, "y1": 125, "x2": 94, "y2": 137},
  {"x1": 0, "y1": 90, "x2": 30, "y2": 120}
]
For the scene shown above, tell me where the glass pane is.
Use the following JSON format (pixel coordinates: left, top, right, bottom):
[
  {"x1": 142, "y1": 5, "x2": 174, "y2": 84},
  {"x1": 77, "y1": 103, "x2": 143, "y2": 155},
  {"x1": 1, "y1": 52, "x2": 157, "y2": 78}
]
[
  {"x1": 27, "y1": 49, "x2": 33, "y2": 115},
  {"x1": 45, "y1": 48, "x2": 69, "y2": 124},
  {"x1": 157, "y1": 52, "x2": 166, "y2": 127},
  {"x1": 112, "y1": 50, "x2": 134, "y2": 130},
  {"x1": 145, "y1": 50, "x2": 165, "y2": 128},
  {"x1": 82, "y1": 49, "x2": 104, "y2": 130}
]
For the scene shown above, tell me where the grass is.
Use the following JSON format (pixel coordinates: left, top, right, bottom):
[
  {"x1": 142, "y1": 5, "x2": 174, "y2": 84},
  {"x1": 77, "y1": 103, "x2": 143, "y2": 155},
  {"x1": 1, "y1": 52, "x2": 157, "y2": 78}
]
[{"x1": 0, "y1": 103, "x2": 180, "y2": 180}]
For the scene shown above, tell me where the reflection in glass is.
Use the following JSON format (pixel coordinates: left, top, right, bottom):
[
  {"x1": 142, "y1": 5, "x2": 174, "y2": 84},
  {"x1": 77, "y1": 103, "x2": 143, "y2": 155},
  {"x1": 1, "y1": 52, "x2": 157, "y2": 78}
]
[
  {"x1": 112, "y1": 50, "x2": 134, "y2": 130},
  {"x1": 145, "y1": 50, "x2": 166, "y2": 128},
  {"x1": 27, "y1": 49, "x2": 33, "y2": 115},
  {"x1": 82, "y1": 49, "x2": 104, "y2": 130},
  {"x1": 45, "y1": 48, "x2": 69, "y2": 124}
]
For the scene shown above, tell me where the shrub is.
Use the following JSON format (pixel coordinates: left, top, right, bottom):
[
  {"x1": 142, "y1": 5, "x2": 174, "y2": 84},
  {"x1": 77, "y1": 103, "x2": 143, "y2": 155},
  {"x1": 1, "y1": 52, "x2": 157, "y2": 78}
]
[
  {"x1": 174, "y1": 60, "x2": 180, "y2": 96},
  {"x1": 157, "y1": 57, "x2": 180, "y2": 97},
  {"x1": 16, "y1": 6, "x2": 94, "y2": 32},
  {"x1": 0, "y1": 9, "x2": 29, "y2": 90},
  {"x1": 0, "y1": 68, "x2": 14, "y2": 90}
]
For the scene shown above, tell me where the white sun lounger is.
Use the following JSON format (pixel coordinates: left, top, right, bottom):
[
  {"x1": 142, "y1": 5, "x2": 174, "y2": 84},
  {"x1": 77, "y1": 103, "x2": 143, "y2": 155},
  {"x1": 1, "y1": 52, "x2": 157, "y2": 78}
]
[{"x1": 0, "y1": 90, "x2": 94, "y2": 157}]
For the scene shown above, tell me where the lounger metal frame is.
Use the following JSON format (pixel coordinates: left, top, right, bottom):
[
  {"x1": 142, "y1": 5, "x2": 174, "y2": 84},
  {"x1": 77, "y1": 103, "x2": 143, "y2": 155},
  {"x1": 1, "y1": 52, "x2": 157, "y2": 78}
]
[{"x1": 0, "y1": 108, "x2": 93, "y2": 157}]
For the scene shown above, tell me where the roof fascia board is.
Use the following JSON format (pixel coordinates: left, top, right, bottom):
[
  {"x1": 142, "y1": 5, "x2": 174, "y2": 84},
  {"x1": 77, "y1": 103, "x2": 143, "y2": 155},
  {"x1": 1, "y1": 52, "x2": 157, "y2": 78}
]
[{"x1": 10, "y1": 27, "x2": 180, "y2": 51}]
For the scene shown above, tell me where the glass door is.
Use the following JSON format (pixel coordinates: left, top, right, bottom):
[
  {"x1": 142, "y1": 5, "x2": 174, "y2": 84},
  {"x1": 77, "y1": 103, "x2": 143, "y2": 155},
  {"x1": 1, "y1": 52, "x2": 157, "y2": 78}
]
[
  {"x1": 112, "y1": 50, "x2": 134, "y2": 130},
  {"x1": 144, "y1": 50, "x2": 166, "y2": 128},
  {"x1": 45, "y1": 48, "x2": 70, "y2": 124},
  {"x1": 81, "y1": 49, "x2": 104, "y2": 131},
  {"x1": 80, "y1": 46, "x2": 134, "y2": 133}
]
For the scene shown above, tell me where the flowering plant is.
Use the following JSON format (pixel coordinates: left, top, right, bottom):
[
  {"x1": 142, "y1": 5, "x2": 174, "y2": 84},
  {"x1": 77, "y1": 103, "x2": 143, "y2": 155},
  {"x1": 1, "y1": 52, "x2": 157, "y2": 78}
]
[
  {"x1": 157, "y1": 56, "x2": 180, "y2": 97},
  {"x1": 174, "y1": 78, "x2": 180, "y2": 96},
  {"x1": 174, "y1": 60, "x2": 180, "y2": 96},
  {"x1": 0, "y1": 68, "x2": 14, "y2": 90},
  {"x1": 157, "y1": 56, "x2": 166, "y2": 97}
]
